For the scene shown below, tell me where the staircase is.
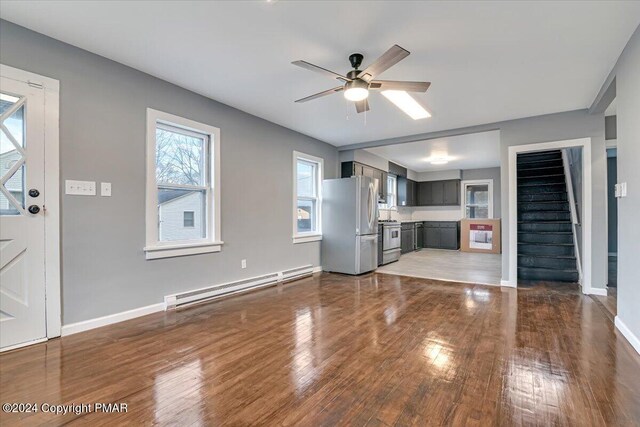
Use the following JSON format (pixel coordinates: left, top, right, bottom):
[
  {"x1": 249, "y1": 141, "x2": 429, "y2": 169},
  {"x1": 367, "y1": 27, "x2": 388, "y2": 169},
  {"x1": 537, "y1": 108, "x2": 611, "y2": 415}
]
[{"x1": 517, "y1": 150, "x2": 578, "y2": 282}]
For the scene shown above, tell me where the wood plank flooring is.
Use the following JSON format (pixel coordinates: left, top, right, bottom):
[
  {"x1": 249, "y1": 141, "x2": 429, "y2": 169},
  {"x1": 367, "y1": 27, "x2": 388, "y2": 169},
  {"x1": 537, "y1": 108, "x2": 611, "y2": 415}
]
[{"x1": 1, "y1": 273, "x2": 639, "y2": 426}]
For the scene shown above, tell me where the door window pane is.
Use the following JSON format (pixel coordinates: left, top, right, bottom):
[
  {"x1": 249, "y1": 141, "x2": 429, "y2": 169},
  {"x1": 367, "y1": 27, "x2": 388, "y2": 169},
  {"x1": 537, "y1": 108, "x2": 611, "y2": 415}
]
[
  {"x1": 158, "y1": 189, "x2": 206, "y2": 241},
  {"x1": 296, "y1": 160, "x2": 316, "y2": 197},
  {"x1": 297, "y1": 198, "x2": 316, "y2": 233},
  {"x1": 465, "y1": 183, "x2": 490, "y2": 219},
  {"x1": 155, "y1": 126, "x2": 205, "y2": 186},
  {"x1": 0, "y1": 164, "x2": 25, "y2": 216}
]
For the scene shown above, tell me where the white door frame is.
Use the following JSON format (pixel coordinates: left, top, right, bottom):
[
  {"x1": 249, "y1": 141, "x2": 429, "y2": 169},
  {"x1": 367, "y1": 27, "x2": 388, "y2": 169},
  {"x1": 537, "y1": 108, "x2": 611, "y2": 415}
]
[
  {"x1": 1, "y1": 64, "x2": 61, "y2": 343},
  {"x1": 507, "y1": 138, "x2": 593, "y2": 293}
]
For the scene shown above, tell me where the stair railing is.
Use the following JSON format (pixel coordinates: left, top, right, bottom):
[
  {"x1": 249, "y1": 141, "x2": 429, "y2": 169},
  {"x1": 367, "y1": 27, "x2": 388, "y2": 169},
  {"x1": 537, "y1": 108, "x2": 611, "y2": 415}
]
[{"x1": 561, "y1": 149, "x2": 583, "y2": 283}]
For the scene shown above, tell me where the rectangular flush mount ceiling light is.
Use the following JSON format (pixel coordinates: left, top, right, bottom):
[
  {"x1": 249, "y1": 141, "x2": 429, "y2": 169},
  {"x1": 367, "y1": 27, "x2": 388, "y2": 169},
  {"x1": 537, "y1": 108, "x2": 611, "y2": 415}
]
[{"x1": 381, "y1": 90, "x2": 431, "y2": 120}]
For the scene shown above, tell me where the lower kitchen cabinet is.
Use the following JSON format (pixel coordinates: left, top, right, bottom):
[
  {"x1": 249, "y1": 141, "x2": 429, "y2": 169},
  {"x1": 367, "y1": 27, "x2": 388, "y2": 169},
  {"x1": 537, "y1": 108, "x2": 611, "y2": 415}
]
[
  {"x1": 423, "y1": 221, "x2": 460, "y2": 250},
  {"x1": 400, "y1": 223, "x2": 415, "y2": 254}
]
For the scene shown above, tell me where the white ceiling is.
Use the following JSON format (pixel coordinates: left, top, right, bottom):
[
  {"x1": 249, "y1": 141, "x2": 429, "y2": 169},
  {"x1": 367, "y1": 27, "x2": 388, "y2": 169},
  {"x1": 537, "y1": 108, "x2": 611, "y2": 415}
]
[
  {"x1": 2, "y1": 1, "x2": 639, "y2": 147},
  {"x1": 365, "y1": 131, "x2": 501, "y2": 172}
]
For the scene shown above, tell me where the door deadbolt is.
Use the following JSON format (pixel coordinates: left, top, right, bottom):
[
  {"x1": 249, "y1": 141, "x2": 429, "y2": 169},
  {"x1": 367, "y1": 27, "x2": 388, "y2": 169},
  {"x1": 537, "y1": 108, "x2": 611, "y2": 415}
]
[
  {"x1": 29, "y1": 189, "x2": 40, "y2": 198},
  {"x1": 28, "y1": 205, "x2": 41, "y2": 214}
]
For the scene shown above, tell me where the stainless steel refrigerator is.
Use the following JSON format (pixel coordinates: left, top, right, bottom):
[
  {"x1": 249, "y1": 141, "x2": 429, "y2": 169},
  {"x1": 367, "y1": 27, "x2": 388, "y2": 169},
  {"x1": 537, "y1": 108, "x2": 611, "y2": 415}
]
[{"x1": 322, "y1": 176, "x2": 378, "y2": 275}]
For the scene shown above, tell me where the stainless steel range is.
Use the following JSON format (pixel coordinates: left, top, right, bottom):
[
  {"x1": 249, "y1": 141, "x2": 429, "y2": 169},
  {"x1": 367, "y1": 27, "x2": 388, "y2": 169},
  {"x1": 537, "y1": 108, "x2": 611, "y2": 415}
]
[{"x1": 381, "y1": 222, "x2": 401, "y2": 265}]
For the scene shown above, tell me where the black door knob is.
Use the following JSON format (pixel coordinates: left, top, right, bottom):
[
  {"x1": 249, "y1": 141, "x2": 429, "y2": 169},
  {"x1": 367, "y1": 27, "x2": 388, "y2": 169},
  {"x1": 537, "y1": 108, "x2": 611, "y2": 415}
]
[
  {"x1": 29, "y1": 189, "x2": 40, "y2": 197},
  {"x1": 28, "y1": 205, "x2": 40, "y2": 214}
]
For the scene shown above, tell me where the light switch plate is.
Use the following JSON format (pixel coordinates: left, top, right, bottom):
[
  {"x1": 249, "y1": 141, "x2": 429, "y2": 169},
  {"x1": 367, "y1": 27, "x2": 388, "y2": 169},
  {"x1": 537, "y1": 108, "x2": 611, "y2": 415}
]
[
  {"x1": 65, "y1": 180, "x2": 96, "y2": 196},
  {"x1": 101, "y1": 182, "x2": 112, "y2": 197}
]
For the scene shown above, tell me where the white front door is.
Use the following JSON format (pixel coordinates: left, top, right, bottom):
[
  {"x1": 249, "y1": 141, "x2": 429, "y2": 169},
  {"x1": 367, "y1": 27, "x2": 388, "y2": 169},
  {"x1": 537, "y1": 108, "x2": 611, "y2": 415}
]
[{"x1": 0, "y1": 76, "x2": 47, "y2": 349}]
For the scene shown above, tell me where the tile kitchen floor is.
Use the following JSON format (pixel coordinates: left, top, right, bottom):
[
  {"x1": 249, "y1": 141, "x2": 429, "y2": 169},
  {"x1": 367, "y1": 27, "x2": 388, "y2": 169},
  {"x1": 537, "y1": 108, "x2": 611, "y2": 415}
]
[{"x1": 376, "y1": 248, "x2": 502, "y2": 286}]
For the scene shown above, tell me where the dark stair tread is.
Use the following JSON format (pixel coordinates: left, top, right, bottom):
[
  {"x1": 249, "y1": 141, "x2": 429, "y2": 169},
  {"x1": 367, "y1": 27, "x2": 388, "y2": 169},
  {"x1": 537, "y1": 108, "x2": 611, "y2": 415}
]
[
  {"x1": 518, "y1": 254, "x2": 576, "y2": 259},
  {"x1": 517, "y1": 159, "x2": 564, "y2": 168},
  {"x1": 519, "y1": 266, "x2": 578, "y2": 272},
  {"x1": 517, "y1": 181, "x2": 566, "y2": 187},
  {"x1": 518, "y1": 231, "x2": 573, "y2": 234},
  {"x1": 518, "y1": 242, "x2": 575, "y2": 247}
]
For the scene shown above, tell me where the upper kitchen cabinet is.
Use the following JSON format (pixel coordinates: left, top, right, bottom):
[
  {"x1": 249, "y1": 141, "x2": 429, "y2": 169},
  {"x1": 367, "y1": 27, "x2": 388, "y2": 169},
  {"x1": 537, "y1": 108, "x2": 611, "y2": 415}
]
[
  {"x1": 341, "y1": 161, "x2": 388, "y2": 202},
  {"x1": 416, "y1": 179, "x2": 461, "y2": 206},
  {"x1": 397, "y1": 176, "x2": 417, "y2": 207}
]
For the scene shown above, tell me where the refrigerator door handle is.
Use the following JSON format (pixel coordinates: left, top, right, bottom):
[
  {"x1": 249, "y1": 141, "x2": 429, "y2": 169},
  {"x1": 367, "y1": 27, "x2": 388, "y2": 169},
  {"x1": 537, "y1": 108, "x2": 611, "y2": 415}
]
[{"x1": 361, "y1": 234, "x2": 377, "y2": 241}]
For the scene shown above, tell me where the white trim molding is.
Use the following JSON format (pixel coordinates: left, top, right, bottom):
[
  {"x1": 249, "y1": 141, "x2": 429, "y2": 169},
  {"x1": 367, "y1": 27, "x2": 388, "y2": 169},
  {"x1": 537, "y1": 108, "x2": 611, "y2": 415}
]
[
  {"x1": 61, "y1": 303, "x2": 166, "y2": 336},
  {"x1": 500, "y1": 279, "x2": 517, "y2": 288},
  {"x1": 145, "y1": 108, "x2": 222, "y2": 259},
  {"x1": 0, "y1": 64, "x2": 62, "y2": 341},
  {"x1": 615, "y1": 316, "x2": 640, "y2": 355},
  {"x1": 292, "y1": 151, "x2": 324, "y2": 244},
  {"x1": 508, "y1": 138, "x2": 592, "y2": 291}
]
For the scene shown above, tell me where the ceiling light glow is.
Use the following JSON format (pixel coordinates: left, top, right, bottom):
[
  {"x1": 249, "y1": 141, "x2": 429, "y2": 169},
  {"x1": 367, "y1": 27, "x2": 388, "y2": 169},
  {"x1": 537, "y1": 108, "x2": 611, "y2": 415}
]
[
  {"x1": 430, "y1": 157, "x2": 449, "y2": 165},
  {"x1": 381, "y1": 90, "x2": 431, "y2": 120},
  {"x1": 344, "y1": 79, "x2": 370, "y2": 102}
]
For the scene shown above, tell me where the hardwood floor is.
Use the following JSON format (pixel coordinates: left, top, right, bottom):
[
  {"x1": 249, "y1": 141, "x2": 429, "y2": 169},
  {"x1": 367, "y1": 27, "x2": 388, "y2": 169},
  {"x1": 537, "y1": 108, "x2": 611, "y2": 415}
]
[{"x1": 1, "y1": 273, "x2": 639, "y2": 426}]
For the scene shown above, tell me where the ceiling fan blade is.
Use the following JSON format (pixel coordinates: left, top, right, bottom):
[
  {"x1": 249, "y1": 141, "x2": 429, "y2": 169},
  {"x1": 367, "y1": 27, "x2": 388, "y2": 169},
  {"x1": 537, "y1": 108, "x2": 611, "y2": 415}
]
[
  {"x1": 295, "y1": 86, "x2": 344, "y2": 103},
  {"x1": 355, "y1": 99, "x2": 370, "y2": 114},
  {"x1": 369, "y1": 80, "x2": 431, "y2": 92},
  {"x1": 357, "y1": 45, "x2": 410, "y2": 82},
  {"x1": 292, "y1": 60, "x2": 351, "y2": 82}
]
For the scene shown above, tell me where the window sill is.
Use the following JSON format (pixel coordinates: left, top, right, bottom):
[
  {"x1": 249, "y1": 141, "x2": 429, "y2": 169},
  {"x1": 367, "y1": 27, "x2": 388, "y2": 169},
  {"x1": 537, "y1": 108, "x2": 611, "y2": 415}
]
[
  {"x1": 293, "y1": 234, "x2": 322, "y2": 244},
  {"x1": 144, "y1": 241, "x2": 223, "y2": 260}
]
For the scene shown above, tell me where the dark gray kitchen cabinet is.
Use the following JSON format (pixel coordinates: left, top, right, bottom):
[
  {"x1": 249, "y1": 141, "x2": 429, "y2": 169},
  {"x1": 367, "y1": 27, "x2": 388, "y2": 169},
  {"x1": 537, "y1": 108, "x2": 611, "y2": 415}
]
[
  {"x1": 416, "y1": 179, "x2": 461, "y2": 206},
  {"x1": 415, "y1": 223, "x2": 424, "y2": 249},
  {"x1": 397, "y1": 177, "x2": 417, "y2": 207},
  {"x1": 443, "y1": 180, "x2": 460, "y2": 205},
  {"x1": 341, "y1": 161, "x2": 387, "y2": 202},
  {"x1": 417, "y1": 181, "x2": 432, "y2": 206},
  {"x1": 424, "y1": 225, "x2": 440, "y2": 248},
  {"x1": 400, "y1": 223, "x2": 415, "y2": 254},
  {"x1": 423, "y1": 221, "x2": 460, "y2": 250}
]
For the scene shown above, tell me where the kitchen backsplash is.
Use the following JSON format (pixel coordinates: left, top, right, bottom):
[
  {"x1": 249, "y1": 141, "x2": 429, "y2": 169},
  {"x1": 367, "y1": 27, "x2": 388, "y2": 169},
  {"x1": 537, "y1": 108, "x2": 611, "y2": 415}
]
[{"x1": 379, "y1": 206, "x2": 463, "y2": 222}]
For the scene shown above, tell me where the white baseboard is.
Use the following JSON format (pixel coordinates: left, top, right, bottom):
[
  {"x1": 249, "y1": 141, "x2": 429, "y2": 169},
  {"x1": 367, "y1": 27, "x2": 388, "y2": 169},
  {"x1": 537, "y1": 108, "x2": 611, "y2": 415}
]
[
  {"x1": 585, "y1": 287, "x2": 608, "y2": 296},
  {"x1": 60, "y1": 266, "x2": 323, "y2": 337},
  {"x1": 615, "y1": 316, "x2": 640, "y2": 355},
  {"x1": 61, "y1": 302, "x2": 166, "y2": 336},
  {"x1": 500, "y1": 279, "x2": 517, "y2": 288}
]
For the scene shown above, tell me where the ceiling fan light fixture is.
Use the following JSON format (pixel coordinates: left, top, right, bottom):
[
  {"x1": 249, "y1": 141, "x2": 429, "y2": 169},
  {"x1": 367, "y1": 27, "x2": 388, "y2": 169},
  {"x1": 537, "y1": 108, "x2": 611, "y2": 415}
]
[
  {"x1": 344, "y1": 79, "x2": 369, "y2": 102},
  {"x1": 381, "y1": 90, "x2": 431, "y2": 120}
]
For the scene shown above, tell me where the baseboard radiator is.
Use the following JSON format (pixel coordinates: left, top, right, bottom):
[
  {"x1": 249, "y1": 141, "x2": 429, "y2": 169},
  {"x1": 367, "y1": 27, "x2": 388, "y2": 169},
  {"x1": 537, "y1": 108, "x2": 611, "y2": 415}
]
[{"x1": 164, "y1": 265, "x2": 316, "y2": 310}]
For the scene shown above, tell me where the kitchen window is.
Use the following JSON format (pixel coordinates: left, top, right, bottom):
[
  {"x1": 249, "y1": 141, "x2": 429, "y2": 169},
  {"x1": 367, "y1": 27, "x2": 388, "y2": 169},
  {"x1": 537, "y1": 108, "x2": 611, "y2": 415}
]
[
  {"x1": 380, "y1": 174, "x2": 397, "y2": 210},
  {"x1": 293, "y1": 151, "x2": 323, "y2": 244},
  {"x1": 462, "y1": 180, "x2": 493, "y2": 219},
  {"x1": 145, "y1": 109, "x2": 222, "y2": 259}
]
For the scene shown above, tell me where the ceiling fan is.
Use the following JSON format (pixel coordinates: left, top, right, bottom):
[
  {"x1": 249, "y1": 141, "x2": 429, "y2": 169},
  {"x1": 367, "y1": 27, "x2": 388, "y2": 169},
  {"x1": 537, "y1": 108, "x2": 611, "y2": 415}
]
[{"x1": 292, "y1": 44, "x2": 431, "y2": 119}]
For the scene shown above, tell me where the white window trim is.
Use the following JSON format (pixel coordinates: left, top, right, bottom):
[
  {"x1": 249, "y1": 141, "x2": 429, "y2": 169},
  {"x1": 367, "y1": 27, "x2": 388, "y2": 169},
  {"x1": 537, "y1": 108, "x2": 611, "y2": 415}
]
[
  {"x1": 461, "y1": 179, "x2": 494, "y2": 219},
  {"x1": 379, "y1": 174, "x2": 397, "y2": 211},
  {"x1": 144, "y1": 108, "x2": 222, "y2": 259},
  {"x1": 293, "y1": 151, "x2": 323, "y2": 244}
]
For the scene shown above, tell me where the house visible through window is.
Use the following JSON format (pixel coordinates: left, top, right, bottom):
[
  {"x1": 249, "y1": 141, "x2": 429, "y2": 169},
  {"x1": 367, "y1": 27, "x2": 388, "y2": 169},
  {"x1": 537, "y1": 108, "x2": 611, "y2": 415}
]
[
  {"x1": 183, "y1": 211, "x2": 195, "y2": 227},
  {"x1": 463, "y1": 180, "x2": 493, "y2": 219},
  {"x1": 145, "y1": 109, "x2": 221, "y2": 259},
  {"x1": 293, "y1": 151, "x2": 323, "y2": 243}
]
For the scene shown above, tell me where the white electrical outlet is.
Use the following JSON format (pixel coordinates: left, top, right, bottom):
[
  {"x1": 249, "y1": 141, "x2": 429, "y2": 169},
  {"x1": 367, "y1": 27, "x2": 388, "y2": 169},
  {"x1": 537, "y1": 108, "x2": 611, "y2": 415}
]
[
  {"x1": 241, "y1": 259, "x2": 247, "y2": 269},
  {"x1": 101, "y1": 182, "x2": 112, "y2": 197},
  {"x1": 65, "y1": 180, "x2": 96, "y2": 196}
]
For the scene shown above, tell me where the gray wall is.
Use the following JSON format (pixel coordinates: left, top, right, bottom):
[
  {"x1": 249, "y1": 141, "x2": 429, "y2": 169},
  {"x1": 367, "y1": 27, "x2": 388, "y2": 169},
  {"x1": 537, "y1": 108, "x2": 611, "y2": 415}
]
[
  {"x1": 606, "y1": 25, "x2": 640, "y2": 343},
  {"x1": 605, "y1": 115, "x2": 617, "y2": 140},
  {"x1": 461, "y1": 167, "x2": 501, "y2": 219},
  {"x1": 0, "y1": 21, "x2": 339, "y2": 324},
  {"x1": 499, "y1": 110, "x2": 607, "y2": 289}
]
